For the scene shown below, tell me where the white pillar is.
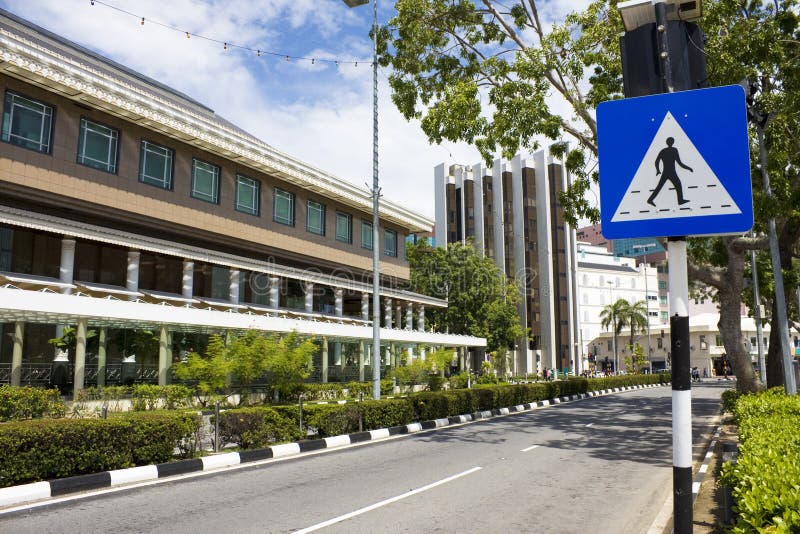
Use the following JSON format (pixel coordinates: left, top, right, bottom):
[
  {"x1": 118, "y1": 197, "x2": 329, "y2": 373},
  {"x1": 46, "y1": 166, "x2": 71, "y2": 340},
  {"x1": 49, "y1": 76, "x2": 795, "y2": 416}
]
[
  {"x1": 334, "y1": 342, "x2": 342, "y2": 366},
  {"x1": 304, "y1": 283, "x2": 314, "y2": 313},
  {"x1": 229, "y1": 268, "x2": 240, "y2": 305},
  {"x1": 384, "y1": 298, "x2": 393, "y2": 328},
  {"x1": 269, "y1": 277, "x2": 280, "y2": 308},
  {"x1": 97, "y1": 327, "x2": 107, "y2": 387},
  {"x1": 359, "y1": 341, "x2": 365, "y2": 382},
  {"x1": 73, "y1": 318, "x2": 88, "y2": 396},
  {"x1": 361, "y1": 292, "x2": 370, "y2": 321},
  {"x1": 182, "y1": 260, "x2": 194, "y2": 299},
  {"x1": 335, "y1": 288, "x2": 344, "y2": 317},
  {"x1": 321, "y1": 337, "x2": 329, "y2": 383},
  {"x1": 417, "y1": 305, "x2": 425, "y2": 331},
  {"x1": 59, "y1": 238, "x2": 76, "y2": 294},
  {"x1": 126, "y1": 250, "x2": 140, "y2": 299},
  {"x1": 158, "y1": 325, "x2": 170, "y2": 386},
  {"x1": 10, "y1": 322, "x2": 23, "y2": 387},
  {"x1": 406, "y1": 304, "x2": 414, "y2": 330}
]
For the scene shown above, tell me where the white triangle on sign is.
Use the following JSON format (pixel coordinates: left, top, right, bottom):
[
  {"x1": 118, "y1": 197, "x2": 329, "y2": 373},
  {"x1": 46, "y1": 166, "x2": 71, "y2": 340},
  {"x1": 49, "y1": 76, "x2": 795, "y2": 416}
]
[{"x1": 611, "y1": 111, "x2": 742, "y2": 223}]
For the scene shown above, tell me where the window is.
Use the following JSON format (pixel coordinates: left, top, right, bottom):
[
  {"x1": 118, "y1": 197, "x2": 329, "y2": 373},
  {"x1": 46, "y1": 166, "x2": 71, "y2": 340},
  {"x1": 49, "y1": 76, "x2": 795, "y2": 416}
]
[
  {"x1": 384, "y1": 229, "x2": 397, "y2": 257},
  {"x1": 188, "y1": 158, "x2": 220, "y2": 203},
  {"x1": 715, "y1": 335, "x2": 724, "y2": 347},
  {"x1": 306, "y1": 200, "x2": 325, "y2": 235},
  {"x1": 336, "y1": 212, "x2": 352, "y2": 243},
  {"x1": 2, "y1": 92, "x2": 53, "y2": 153},
  {"x1": 139, "y1": 140, "x2": 173, "y2": 189},
  {"x1": 660, "y1": 295, "x2": 668, "y2": 305},
  {"x1": 361, "y1": 221, "x2": 373, "y2": 250},
  {"x1": 658, "y1": 280, "x2": 667, "y2": 290},
  {"x1": 273, "y1": 188, "x2": 295, "y2": 226},
  {"x1": 657, "y1": 337, "x2": 663, "y2": 349},
  {"x1": 77, "y1": 118, "x2": 118, "y2": 173},
  {"x1": 235, "y1": 175, "x2": 260, "y2": 215}
]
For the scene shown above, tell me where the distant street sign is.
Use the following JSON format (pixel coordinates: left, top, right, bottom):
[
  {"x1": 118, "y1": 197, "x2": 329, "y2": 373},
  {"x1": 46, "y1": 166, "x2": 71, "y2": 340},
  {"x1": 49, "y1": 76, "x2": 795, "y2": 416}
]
[{"x1": 598, "y1": 85, "x2": 753, "y2": 239}]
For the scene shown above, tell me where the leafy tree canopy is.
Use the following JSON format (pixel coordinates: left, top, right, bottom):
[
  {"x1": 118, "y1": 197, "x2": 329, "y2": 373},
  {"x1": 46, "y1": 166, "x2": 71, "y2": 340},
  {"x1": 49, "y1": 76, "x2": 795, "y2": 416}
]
[{"x1": 406, "y1": 239, "x2": 524, "y2": 352}]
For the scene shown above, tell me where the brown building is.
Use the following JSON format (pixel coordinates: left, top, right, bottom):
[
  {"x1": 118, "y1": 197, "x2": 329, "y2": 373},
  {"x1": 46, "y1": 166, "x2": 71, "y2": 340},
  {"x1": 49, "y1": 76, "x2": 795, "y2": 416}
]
[{"x1": 0, "y1": 9, "x2": 484, "y2": 393}]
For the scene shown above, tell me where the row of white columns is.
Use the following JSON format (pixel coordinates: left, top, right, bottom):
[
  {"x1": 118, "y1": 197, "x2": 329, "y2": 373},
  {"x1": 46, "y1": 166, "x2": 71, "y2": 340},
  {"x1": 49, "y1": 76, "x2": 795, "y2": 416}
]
[{"x1": 7, "y1": 237, "x2": 430, "y2": 393}]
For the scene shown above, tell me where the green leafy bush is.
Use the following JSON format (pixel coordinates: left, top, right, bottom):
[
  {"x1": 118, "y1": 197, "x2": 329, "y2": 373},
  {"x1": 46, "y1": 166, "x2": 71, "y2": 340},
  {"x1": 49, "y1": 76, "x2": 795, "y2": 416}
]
[
  {"x1": 0, "y1": 385, "x2": 65, "y2": 422},
  {"x1": 0, "y1": 412, "x2": 200, "y2": 487},
  {"x1": 131, "y1": 384, "x2": 193, "y2": 411},
  {"x1": 721, "y1": 388, "x2": 743, "y2": 413},
  {"x1": 112, "y1": 411, "x2": 201, "y2": 462},
  {"x1": 301, "y1": 383, "x2": 344, "y2": 401},
  {"x1": 361, "y1": 399, "x2": 414, "y2": 429},
  {"x1": 218, "y1": 407, "x2": 302, "y2": 449},
  {"x1": 722, "y1": 389, "x2": 800, "y2": 532}
]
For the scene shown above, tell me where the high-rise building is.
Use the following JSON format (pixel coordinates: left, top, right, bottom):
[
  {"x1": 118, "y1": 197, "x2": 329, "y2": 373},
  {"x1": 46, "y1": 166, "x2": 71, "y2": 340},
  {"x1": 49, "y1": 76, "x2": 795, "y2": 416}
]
[{"x1": 434, "y1": 152, "x2": 579, "y2": 375}]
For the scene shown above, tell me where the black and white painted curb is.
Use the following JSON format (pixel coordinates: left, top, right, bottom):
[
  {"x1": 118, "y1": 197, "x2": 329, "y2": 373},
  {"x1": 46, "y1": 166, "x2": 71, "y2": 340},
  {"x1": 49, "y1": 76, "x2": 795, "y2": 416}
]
[
  {"x1": 693, "y1": 426, "x2": 720, "y2": 504},
  {"x1": 0, "y1": 382, "x2": 668, "y2": 509}
]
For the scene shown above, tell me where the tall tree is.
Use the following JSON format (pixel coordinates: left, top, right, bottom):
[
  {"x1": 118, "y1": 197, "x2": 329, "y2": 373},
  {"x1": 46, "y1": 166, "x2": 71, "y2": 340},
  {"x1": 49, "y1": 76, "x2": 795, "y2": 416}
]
[
  {"x1": 618, "y1": 300, "x2": 648, "y2": 351},
  {"x1": 599, "y1": 299, "x2": 627, "y2": 369},
  {"x1": 380, "y1": 0, "x2": 800, "y2": 392},
  {"x1": 406, "y1": 239, "x2": 524, "y2": 353}
]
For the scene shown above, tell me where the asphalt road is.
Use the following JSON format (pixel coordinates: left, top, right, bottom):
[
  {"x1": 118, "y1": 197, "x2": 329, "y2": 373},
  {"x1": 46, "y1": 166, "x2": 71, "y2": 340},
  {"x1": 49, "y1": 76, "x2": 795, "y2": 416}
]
[{"x1": 0, "y1": 382, "x2": 727, "y2": 534}]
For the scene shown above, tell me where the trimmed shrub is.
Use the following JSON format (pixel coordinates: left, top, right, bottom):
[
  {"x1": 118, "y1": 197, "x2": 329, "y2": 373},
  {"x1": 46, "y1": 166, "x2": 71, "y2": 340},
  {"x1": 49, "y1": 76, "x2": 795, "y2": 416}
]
[
  {"x1": 721, "y1": 388, "x2": 743, "y2": 413},
  {"x1": 722, "y1": 389, "x2": 800, "y2": 532},
  {"x1": 112, "y1": 411, "x2": 201, "y2": 462},
  {"x1": 301, "y1": 383, "x2": 344, "y2": 401},
  {"x1": 218, "y1": 407, "x2": 302, "y2": 449},
  {"x1": 131, "y1": 384, "x2": 193, "y2": 411},
  {"x1": 0, "y1": 385, "x2": 65, "y2": 422},
  {"x1": 361, "y1": 399, "x2": 414, "y2": 429},
  {"x1": 0, "y1": 411, "x2": 199, "y2": 487}
]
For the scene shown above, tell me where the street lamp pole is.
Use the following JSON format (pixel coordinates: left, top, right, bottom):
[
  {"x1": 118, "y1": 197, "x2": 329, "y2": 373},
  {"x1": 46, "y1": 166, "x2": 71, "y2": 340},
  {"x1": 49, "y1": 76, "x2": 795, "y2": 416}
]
[
  {"x1": 607, "y1": 280, "x2": 616, "y2": 374},
  {"x1": 633, "y1": 243, "x2": 656, "y2": 373},
  {"x1": 343, "y1": 0, "x2": 381, "y2": 400}
]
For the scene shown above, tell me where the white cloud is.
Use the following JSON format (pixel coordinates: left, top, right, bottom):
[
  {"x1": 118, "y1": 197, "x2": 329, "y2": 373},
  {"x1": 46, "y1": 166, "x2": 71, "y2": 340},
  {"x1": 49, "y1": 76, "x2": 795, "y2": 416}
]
[{"x1": 0, "y1": 0, "x2": 594, "y2": 221}]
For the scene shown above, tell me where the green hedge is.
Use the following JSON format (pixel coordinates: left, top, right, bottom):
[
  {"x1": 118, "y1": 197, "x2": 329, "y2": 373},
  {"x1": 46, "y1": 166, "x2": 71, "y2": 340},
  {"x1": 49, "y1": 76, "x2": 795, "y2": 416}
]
[
  {"x1": 722, "y1": 389, "x2": 800, "y2": 532},
  {"x1": 218, "y1": 407, "x2": 303, "y2": 449},
  {"x1": 0, "y1": 385, "x2": 65, "y2": 422},
  {"x1": 0, "y1": 411, "x2": 200, "y2": 487}
]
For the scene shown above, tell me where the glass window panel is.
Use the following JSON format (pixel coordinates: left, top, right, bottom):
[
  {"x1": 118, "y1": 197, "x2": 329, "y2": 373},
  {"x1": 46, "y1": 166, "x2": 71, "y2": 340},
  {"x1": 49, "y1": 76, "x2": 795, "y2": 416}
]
[
  {"x1": 235, "y1": 175, "x2": 259, "y2": 215},
  {"x1": 336, "y1": 212, "x2": 352, "y2": 243},
  {"x1": 273, "y1": 188, "x2": 294, "y2": 226},
  {"x1": 139, "y1": 140, "x2": 173, "y2": 189},
  {"x1": 361, "y1": 221, "x2": 373, "y2": 250},
  {"x1": 2, "y1": 93, "x2": 53, "y2": 153},
  {"x1": 78, "y1": 118, "x2": 118, "y2": 173},
  {"x1": 306, "y1": 200, "x2": 325, "y2": 235},
  {"x1": 384, "y1": 229, "x2": 397, "y2": 257},
  {"x1": 191, "y1": 159, "x2": 219, "y2": 203}
]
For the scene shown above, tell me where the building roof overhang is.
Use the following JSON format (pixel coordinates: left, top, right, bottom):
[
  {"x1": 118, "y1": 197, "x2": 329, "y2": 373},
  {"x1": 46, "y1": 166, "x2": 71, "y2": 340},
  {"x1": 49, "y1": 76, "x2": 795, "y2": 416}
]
[
  {"x1": 0, "y1": 11, "x2": 433, "y2": 233},
  {"x1": 0, "y1": 288, "x2": 485, "y2": 347}
]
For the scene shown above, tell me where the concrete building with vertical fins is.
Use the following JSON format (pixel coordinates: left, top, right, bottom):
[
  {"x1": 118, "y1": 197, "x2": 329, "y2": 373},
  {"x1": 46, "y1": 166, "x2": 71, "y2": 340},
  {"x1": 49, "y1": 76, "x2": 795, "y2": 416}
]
[{"x1": 434, "y1": 150, "x2": 579, "y2": 375}]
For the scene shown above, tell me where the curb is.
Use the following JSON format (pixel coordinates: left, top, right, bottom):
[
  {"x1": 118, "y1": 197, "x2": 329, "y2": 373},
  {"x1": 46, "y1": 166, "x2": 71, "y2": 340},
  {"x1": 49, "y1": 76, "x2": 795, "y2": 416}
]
[{"x1": 0, "y1": 382, "x2": 668, "y2": 509}]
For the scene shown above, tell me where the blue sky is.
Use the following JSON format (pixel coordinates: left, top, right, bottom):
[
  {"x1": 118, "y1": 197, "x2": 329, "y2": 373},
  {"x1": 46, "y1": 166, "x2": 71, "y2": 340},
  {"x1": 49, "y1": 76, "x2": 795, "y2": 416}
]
[{"x1": 0, "y1": 0, "x2": 590, "y2": 219}]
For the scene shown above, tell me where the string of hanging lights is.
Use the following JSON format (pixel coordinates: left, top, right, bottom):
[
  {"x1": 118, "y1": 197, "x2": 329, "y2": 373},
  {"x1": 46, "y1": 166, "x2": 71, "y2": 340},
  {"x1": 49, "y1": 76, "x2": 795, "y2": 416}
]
[{"x1": 88, "y1": 0, "x2": 373, "y2": 67}]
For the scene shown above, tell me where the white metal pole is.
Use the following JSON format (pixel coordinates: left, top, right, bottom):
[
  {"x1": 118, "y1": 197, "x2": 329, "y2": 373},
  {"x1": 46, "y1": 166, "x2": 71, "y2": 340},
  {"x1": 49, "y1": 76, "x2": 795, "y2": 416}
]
[{"x1": 751, "y1": 243, "x2": 766, "y2": 383}]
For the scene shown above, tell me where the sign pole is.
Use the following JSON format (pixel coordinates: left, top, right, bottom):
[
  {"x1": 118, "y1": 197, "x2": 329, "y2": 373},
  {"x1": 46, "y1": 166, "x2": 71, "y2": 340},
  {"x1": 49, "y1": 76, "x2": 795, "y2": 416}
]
[{"x1": 652, "y1": 1, "x2": 692, "y2": 531}]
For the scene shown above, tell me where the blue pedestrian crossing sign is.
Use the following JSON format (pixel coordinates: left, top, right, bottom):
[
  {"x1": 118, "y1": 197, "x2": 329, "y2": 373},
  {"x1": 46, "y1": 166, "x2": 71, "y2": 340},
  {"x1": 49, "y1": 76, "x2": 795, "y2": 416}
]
[{"x1": 598, "y1": 85, "x2": 753, "y2": 239}]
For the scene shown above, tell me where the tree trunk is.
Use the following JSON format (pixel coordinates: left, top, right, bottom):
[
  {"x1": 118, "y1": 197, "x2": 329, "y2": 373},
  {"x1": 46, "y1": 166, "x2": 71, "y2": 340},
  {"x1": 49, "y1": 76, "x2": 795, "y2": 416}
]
[{"x1": 717, "y1": 238, "x2": 761, "y2": 393}]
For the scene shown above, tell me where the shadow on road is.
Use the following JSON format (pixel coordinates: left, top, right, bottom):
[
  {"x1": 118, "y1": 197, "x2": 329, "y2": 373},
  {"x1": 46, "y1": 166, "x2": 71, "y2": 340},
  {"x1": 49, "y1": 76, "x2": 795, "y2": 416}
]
[{"x1": 411, "y1": 382, "x2": 728, "y2": 467}]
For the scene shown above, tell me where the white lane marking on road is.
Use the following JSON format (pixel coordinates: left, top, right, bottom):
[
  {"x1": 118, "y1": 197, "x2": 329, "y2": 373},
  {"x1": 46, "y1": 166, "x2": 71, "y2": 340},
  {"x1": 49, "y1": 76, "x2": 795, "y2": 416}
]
[
  {"x1": 293, "y1": 467, "x2": 483, "y2": 533},
  {"x1": 585, "y1": 423, "x2": 595, "y2": 427},
  {"x1": 520, "y1": 445, "x2": 539, "y2": 452}
]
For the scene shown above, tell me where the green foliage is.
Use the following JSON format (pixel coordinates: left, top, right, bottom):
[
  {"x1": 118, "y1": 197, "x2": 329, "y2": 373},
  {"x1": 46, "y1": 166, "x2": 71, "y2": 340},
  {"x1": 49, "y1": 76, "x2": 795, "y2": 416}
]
[
  {"x1": 722, "y1": 390, "x2": 800, "y2": 532},
  {"x1": 75, "y1": 386, "x2": 129, "y2": 403},
  {"x1": 721, "y1": 388, "x2": 744, "y2": 413},
  {"x1": 217, "y1": 407, "x2": 303, "y2": 449},
  {"x1": 131, "y1": 384, "x2": 192, "y2": 411},
  {"x1": 0, "y1": 385, "x2": 65, "y2": 421},
  {"x1": 48, "y1": 325, "x2": 98, "y2": 355},
  {"x1": 301, "y1": 383, "x2": 345, "y2": 401},
  {"x1": 174, "y1": 331, "x2": 317, "y2": 401},
  {"x1": 623, "y1": 344, "x2": 649, "y2": 374},
  {"x1": 0, "y1": 411, "x2": 200, "y2": 487},
  {"x1": 406, "y1": 240, "x2": 523, "y2": 351}
]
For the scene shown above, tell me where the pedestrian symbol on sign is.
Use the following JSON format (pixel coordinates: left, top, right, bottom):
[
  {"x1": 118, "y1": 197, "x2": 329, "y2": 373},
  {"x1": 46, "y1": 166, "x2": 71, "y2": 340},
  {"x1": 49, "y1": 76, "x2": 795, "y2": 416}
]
[
  {"x1": 610, "y1": 111, "x2": 741, "y2": 223},
  {"x1": 648, "y1": 137, "x2": 692, "y2": 206}
]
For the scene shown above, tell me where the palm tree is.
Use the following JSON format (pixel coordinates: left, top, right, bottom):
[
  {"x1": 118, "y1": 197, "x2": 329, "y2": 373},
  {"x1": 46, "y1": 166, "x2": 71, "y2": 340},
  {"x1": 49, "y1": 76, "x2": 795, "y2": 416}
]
[
  {"x1": 619, "y1": 300, "x2": 649, "y2": 353},
  {"x1": 599, "y1": 299, "x2": 628, "y2": 372}
]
